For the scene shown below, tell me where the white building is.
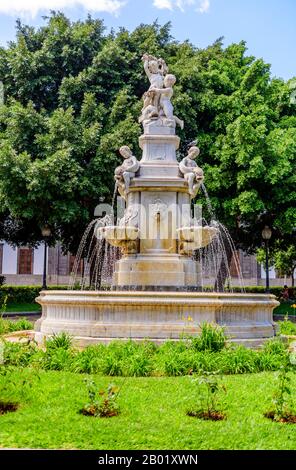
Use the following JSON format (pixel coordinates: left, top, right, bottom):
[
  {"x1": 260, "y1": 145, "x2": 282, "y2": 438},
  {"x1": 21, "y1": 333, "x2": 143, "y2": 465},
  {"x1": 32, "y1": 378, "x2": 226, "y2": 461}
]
[{"x1": 0, "y1": 241, "x2": 291, "y2": 287}]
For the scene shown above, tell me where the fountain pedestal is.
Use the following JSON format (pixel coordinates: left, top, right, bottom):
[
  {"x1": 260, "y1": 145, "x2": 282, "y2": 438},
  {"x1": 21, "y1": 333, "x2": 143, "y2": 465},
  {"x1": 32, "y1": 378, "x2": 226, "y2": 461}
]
[{"x1": 108, "y1": 122, "x2": 214, "y2": 289}]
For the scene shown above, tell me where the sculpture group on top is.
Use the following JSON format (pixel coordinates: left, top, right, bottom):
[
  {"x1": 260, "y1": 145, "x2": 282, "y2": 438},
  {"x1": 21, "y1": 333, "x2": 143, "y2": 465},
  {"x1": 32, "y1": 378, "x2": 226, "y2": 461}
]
[
  {"x1": 139, "y1": 54, "x2": 184, "y2": 129},
  {"x1": 114, "y1": 54, "x2": 204, "y2": 203}
]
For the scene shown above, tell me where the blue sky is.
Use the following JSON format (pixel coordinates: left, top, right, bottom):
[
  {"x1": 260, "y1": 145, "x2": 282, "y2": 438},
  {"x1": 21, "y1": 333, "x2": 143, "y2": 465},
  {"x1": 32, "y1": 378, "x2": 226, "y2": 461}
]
[{"x1": 0, "y1": 0, "x2": 294, "y2": 80}]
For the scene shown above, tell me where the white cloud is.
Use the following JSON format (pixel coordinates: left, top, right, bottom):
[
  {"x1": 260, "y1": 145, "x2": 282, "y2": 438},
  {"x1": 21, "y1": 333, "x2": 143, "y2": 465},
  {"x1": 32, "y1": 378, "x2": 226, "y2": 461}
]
[
  {"x1": 153, "y1": 0, "x2": 173, "y2": 10},
  {"x1": 153, "y1": 0, "x2": 210, "y2": 13},
  {"x1": 0, "y1": 0, "x2": 126, "y2": 18},
  {"x1": 197, "y1": 0, "x2": 210, "y2": 13}
]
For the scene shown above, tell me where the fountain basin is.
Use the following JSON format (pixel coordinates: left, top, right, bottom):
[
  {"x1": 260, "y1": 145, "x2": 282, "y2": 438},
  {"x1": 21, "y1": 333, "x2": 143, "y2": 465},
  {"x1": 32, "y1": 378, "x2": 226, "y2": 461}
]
[
  {"x1": 98, "y1": 225, "x2": 139, "y2": 242},
  {"x1": 98, "y1": 225, "x2": 139, "y2": 254},
  {"x1": 177, "y1": 226, "x2": 218, "y2": 247},
  {"x1": 35, "y1": 290, "x2": 279, "y2": 348}
]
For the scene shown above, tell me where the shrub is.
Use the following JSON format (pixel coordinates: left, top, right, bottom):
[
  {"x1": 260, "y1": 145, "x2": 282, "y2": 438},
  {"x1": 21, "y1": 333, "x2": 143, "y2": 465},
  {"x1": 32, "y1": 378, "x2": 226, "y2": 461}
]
[
  {"x1": 278, "y1": 320, "x2": 296, "y2": 336},
  {"x1": 160, "y1": 351, "x2": 194, "y2": 377},
  {"x1": 0, "y1": 327, "x2": 292, "y2": 376},
  {"x1": 3, "y1": 341, "x2": 37, "y2": 367},
  {"x1": 187, "y1": 371, "x2": 227, "y2": 421},
  {"x1": 45, "y1": 332, "x2": 73, "y2": 351},
  {"x1": 71, "y1": 345, "x2": 105, "y2": 374},
  {"x1": 101, "y1": 354, "x2": 124, "y2": 376},
  {"x1": 0, "y1": 365, "x2": 38, "y2": 409},
  {"x1": 218, "y1": 346, "x2": 258, "y2": 374},
  {"x1": 232, "y1": 286, "x2": 284, "y2": 298},
  {"x1": 191, "y1": 323, "x2": 226, "y2": 352},
  {"x1": 264, "y1": 361, "x2": 296, "y2": 423},
  {"x1": 125, "y1": 352, "x2": 153, "y2": 377},
  {"x1": 39, "y1": 348, "x2": 74, "y2": 371},
  {"x1": 0, "y1": 285, "x2": 67, "y2": 305},
  {"x1": 80, "y1": 379, "x2": 120, "y2": 418}
]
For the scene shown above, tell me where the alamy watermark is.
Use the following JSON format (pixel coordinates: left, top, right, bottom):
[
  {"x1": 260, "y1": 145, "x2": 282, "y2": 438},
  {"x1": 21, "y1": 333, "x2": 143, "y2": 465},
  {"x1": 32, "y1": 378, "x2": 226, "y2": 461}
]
[
  {"x1": 289, "y1": 79, "x2": 296, "y2": 105},
  {"x1": 93, "y1": 198, "x2": 211, "y2": 242},
  {"x1": 0, "y1": 340, "x2": 4, "y2": 365},
  {"x1": 0, "y1": 81, "x2": 4, "y2": 106}
]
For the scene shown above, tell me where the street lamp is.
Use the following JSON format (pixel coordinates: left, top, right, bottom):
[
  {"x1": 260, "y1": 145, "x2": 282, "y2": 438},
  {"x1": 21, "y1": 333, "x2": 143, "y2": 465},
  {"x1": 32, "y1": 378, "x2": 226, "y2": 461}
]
[
  {"x1": 262, "y1": 225, "x2": 272, "y2": 293},
  {"x1": 41, "y1": 224, "x2": 51, "y2": 290}
]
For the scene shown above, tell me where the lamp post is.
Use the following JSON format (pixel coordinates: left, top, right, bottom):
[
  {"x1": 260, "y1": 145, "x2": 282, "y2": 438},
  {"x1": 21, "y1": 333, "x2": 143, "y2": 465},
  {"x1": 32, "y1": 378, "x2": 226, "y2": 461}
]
[
  {"x1": 41, "y1": 224, "x2": 51, "y2": 290},
  {"x1": 262, "y1": 225, "x2": 272, "y2": 293}
]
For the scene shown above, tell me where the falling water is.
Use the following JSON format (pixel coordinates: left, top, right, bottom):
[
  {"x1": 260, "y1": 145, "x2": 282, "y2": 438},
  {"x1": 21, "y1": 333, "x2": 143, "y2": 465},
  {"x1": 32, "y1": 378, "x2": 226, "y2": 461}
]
[
  {"x1": 69, "y1": 182, "x2": 244, "y2": 293},
  {"x1": 196, "y1": 185, "x2": 245, "y2": 293},
  {"x1": 68, "y1": 185, "x2": 122, "y2": 291},
  {"x1": 200, "y1": 183, "x2": 215, "y2": 221}
]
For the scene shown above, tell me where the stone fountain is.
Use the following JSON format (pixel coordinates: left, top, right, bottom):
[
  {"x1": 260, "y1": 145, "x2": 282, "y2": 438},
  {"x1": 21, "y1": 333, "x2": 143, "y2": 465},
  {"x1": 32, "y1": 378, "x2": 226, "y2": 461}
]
[{"x1": 35, "y1": 54, "x2": 278, "y2": 347}]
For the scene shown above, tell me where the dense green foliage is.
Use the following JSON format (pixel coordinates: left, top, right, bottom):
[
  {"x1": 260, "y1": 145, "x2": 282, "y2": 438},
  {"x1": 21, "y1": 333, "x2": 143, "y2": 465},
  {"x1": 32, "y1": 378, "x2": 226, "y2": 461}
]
[
  {"x1": 0, "y1": 285, "x2": 66, "y2": 305},
  {"x1": 0, "y1": 13, "x2": 295, "y2": 253},
  {"x1": 278, "y1": 319, "x2": 296, "y2": 335},
  {"x1": 0, "y1": 317, "x2": 33, "y2": 335},
  {"x1": 0, "y1": 284, "x2": 290, "y2": 306},
  {"x1": 0, "y1": 369, "x2": 295, "y2": 449},
  {"x1": 1, "y1": 333, "x2": 292, "y2": 376}
]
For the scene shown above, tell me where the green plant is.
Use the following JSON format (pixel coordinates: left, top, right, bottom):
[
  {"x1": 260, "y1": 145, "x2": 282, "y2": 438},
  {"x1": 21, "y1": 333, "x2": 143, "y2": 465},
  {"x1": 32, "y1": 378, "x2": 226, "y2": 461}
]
[
  {"x1": 187, "y1": 371, "x2": 227, "y2": 420},
  {"x1": 0, "y1": 285, "x2": 66, "y2": 306},
  {"x1": 219, "y1": 345, "x2": 258, "y2": 374},
  {"x1": 0, "y1": 317, "x2": 33, "y2": 335},
  {"x1": 192, "y1": 323, "x2": 226, "y2": 352},
  {"x1": 71, "y1": 345, "x2": 105, "y2": 374},
  {"x1": 278, "y1": 319, "x2": 296, "y2": 336},
  {"x1": 45, "y1": 332, "x2": 73, "y2": 350},
  {"x1": 264, "y1": 360, "x2": 296, "y2": 423},
  {"x1": 80, "y1": 378, "x2": 120, "y2": 418},
  {"x1": 126, "y1": 352, "x2": 153, "y2": 377},
  {"x1": 40, "y1": 348, "x2": 74, "y2": 371},
  {"x1": 3, "y1": 341, "x2": 37, "y2": 367},
  {"x1": 0, "y1": 365, "x2": 39, "y2": 413}
]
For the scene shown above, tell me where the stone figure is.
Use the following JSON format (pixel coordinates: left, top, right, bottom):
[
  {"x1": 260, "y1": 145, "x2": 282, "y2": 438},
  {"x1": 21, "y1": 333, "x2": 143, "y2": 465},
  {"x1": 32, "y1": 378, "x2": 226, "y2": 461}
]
[
  {"x1": 140, "y1": 53, "x2": 169, "y2": 125},
  {"x1": 114, "y1": 146, "x2": 140, "y2": 198},
  {"x1": 179, "y1": 146, "x2": 204, "y2": 197},
  {"x1": 139, "y1": 54, "x2": 183, "y2": 130},
  {"x1": 142, "y1": 53, "x2": 168, "y2": 101},
  {"x1": 150, "y1": 74, "x2": 184, "y2": 129}
]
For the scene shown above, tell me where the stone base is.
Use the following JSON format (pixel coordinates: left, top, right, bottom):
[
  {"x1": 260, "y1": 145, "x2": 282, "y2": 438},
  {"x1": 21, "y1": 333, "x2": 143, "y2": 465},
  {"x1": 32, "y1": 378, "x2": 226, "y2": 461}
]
[
  {"x1": 35, "y1": 290, "x2": 279, "y2": 347},
  {"x1": 113, "y1": 254, "x2": 200, "y2": 287}
]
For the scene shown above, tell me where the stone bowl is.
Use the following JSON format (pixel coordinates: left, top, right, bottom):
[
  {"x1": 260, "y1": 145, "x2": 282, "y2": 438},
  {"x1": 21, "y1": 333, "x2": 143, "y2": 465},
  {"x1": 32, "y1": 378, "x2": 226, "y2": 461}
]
[
  {"x1": 176, "y1": 226, "x2": 218, "y2": 248},
  {"x1": 97, "y1": 225, "x2": 139, "y2": 243}
]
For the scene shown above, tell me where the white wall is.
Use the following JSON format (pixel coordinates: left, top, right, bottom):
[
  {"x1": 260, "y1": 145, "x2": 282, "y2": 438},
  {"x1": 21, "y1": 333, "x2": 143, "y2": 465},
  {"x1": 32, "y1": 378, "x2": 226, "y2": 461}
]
[
  {"x1": 261, "y1": 265, "x2": 276, "y2": 279},
  {"x1": 33, "y1": 245, "x2": 45, "y2": 275},
  {"x1": 2, "y1": 243, "x2": 17, "y2": 274},
  {"x1": 1, "y1": 242, "x2": 45, "y2": 275}
]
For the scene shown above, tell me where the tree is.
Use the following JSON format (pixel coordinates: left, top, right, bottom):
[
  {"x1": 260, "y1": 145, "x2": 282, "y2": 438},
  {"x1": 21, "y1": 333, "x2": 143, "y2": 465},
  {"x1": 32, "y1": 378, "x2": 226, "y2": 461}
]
[
  {"x1": 0, "y1": 13, "x2": 295, "y2": 256},
  {"x1": 257, "y1": 240, "x2": 296, "y2": 287}
]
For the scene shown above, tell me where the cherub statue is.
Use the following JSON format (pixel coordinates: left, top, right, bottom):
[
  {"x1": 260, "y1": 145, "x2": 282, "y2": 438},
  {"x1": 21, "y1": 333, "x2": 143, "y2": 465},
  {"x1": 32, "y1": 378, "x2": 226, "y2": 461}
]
[
  {"x1": 114, "y1": 146, "x2": 140, "y2": 198},
  {"x1": 139, "y1": 89, "x2": 158, "y2": 123},
  {"x1": 139, "y1": 53, "x2": 168, "y2": 123},
  {"x1": 150, "y1": 74, "x2": 184, "y2": 129},
  {"x1": 179, "y1": 146, "x2": 204, "y2": 197}
]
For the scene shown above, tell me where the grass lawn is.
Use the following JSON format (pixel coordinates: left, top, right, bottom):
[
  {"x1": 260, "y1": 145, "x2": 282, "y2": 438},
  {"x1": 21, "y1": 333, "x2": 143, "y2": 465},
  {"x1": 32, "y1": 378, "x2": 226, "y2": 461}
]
[
  {"x1": 0, "y1": 369, "x2": 295, "y2": 450},
  {"x1": 3, "y1": 303, "x2": 41, "y2": 313}
]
